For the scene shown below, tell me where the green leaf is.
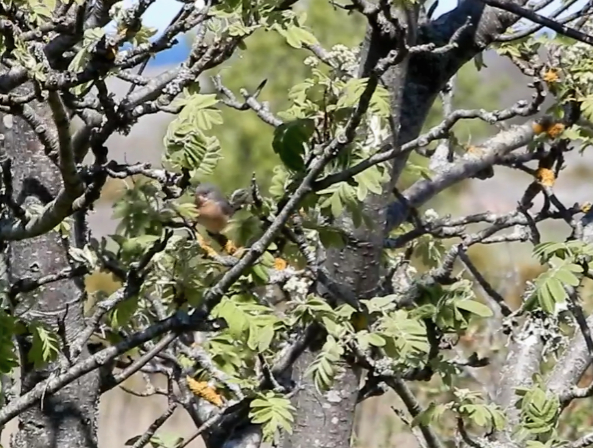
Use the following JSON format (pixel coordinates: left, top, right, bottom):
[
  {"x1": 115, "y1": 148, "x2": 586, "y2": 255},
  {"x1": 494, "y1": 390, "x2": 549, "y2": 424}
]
[
  {"x1": 292, "y1": 295, "x2": 335, "y2": 324},
  {"x1": 533, "y1": 240, "x2": 593, "y2": 262},
  {"x1": 533, "y1": 261, "x2": 583, "y2": 313},
  {"x1": 172, "y1": 93, "x2": 223, "y2": 131},
  {"x1": 163, "y1": 118, "x2": 222, "y2": 175},
  {"x1": 259, "y1": 251, "x2": 276, "y2": 268},
  {"x1": 367, "y1": 332, "x2": 386, "y2": 347},
  {"x1": 526, "y1": 441, "x2": 555, "y2": 448},
  {"x1": 462, "y1": 405, "x2": 488, "y2": 426},
  {"x1": 322, "y1": 316, "x2": 345, "y2": 338},
  {"x1": 121, "y1": 234, "x2": 160, "y2": 254},
  {"x1": 269, "y1": 165, "x2": 290, "y2": 199},
  {"x1": 369, "y1": 85, "x2": 390, "y2": 117},
  {"x1": 275, "y1": 24, "x2": 318, "y2": 49},
  {"x1": 455, "y1": 300, "x2": 493, "y2": 318},
  {"x1": 205, "y1": 333, "x2": 245, "y2": 375},
  {"x1": 110, "y1": 294, "x2": 139, "y2": 329},
  {"x1": 131, "y1": 26, "x2": 158, "y2": 46},
  {"x1": 378, "y1": 310, "x2": 429, "y2": 359},
  {"x1": 27, "y1": 323, "x2": 60, "y2": 368},
  {"x1": 458, "y1": 403, "x2": 506, "y2": 430},
  {"x1": 171, "y1": 201, "x2": 199, "y2": 220},
  {"x1": 249, "y1": 392, "x2": 296, "y2": 442},
  {"x1": 212, "y1": 297, "x2": 249, "y2": 338},
  {"x1": 29, "y1": 0, "x2": 55, "y2": 21},
  {"x1": 256, "y1": 324, "x2": 275, "y2": 352},
  {"x1": 356, "y1": 331, "x2": 386, "y2": 350},
  {"x1": 272, "y1": 119, "x2": 314, "y2": 172},
  {"x1": 147, "y1": 433, "x2": 184, "y2": 448},
  {"x1": 66, "y1": 27, "x2": 106, "y2": 96},
  {"x1": 305, "y1": 335, "x2": 344, "y2": 392},
  {"x1": 318, "y1": 182, "x2": 359, "y2": 220},
  {"x1": 354, "y1": 165, "x2": 385, "y2": 201},
  {"x1": 581, "y1": 95, "x2": 593, "y2": 122},
  {"x1": 337, "y1": 78, "x2": 368, "y2": 109},
  {"x1": 554, "y1": 263, "x2": 582, "y2": 286},
  {"x1": 212, "y1": 296, "x2": 280, "y2": 352},
  {"x1": 518, "y1": 386, "x2": 560, "y2": 436},
  {"x1": 414, "y1": 235, "x2": 445, "y2": 268},
  {"x1": 361, "y1": 295, "x2": 398, "y2": 313},
  {"x1": 251, "y1": 263, "x2": 270, "y2": 284}
]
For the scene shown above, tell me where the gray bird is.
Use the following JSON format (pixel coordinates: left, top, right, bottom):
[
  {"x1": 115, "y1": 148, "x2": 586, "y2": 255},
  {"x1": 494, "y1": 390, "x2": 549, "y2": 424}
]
[{"x1": 194, "y1": 183, "x2": 236, "y2": 234}]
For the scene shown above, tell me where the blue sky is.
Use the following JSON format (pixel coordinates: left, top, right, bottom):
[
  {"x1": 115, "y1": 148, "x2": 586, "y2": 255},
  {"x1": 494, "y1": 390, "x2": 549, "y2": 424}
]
[
  {"x1": 127, "y1": 0, "x2": 459, "y2": 33},
  {"x1": 124, "y1": 0, "x2": 588, "y2": 66}
]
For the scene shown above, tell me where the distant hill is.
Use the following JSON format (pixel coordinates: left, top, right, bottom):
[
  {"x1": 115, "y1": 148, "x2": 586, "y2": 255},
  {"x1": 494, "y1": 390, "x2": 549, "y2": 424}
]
[
  {"x1": 142, "y1": 38, "x2": 190, "y2": 67},
  {"x1": 118, "y1": 36, "x2": 190, "y2": 70},
  {"x1": 151, "y1": 41, "x2": 190, "y2": 66}
]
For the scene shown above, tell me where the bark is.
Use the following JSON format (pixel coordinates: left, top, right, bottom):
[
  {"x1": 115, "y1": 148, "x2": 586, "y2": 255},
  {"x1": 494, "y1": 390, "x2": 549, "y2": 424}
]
[
  {"x1": 0, "y1": 102, "x2": 101, "y2": 448},
  {"x1": 282, "y1": 5, "x2": 419, "y2": 448}
]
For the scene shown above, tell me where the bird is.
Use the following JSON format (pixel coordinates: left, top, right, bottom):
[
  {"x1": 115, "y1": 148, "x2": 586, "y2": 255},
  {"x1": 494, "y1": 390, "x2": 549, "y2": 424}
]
[
  {"x1": 193, "y1": 183, "x2": 291, "y2": 277},
  {"x1": 194, "y1": 183, "x2": 235, "y2": 234},
  {"x1": 194, "y1": 183, "x2": 239, "y2": 255}
]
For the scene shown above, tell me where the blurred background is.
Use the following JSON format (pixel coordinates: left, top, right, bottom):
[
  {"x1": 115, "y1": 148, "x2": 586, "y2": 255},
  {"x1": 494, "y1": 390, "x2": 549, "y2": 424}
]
[{"x1": 5, "y1": 0, "x2": 593, "y2": 446}]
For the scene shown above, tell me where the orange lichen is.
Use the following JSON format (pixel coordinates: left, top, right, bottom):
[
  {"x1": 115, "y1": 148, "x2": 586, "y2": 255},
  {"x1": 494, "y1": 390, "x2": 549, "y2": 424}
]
[
  {"x1": 466, "y1": 145, "x2": 483, "y2": 155},
  {"x1": 543, "y1": 68, "x2": 560, "y2": 84},
  {"x1": 547, "y1": 123, "x2": 565, "y2": 139},
  {"x1": 532, "y1": 122, "x2": 546, "y2": 135},
  {"x1": 186, "y1": 377, "x2": 223, "y2": 407},
  {"x1": 581, "y1": 202, "x2": 592, "y2": 213},
  {"x1": 532, "y1": 119, "x2": 565, "y2": 138},
  {"x1": 536, "y1": 167, "x2": 555, "y2": 187},
  {"x1": 274, "y1": 257, "x2": 288, "y2": 271}
]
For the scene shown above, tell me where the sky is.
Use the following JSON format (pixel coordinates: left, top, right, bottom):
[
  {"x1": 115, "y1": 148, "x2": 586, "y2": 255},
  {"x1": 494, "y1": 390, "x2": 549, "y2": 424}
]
[
  {"x1": 120, "y1": 0, "x2": 589, "y2": 66},
  {"x1": 127, "y1": 0, "x2": 459, "y2": 33}
]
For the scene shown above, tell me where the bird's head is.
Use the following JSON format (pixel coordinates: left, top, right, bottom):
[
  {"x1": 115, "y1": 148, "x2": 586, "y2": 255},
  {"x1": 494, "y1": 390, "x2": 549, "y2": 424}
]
[
  {"x1": 194, "y1": 183, "x2": 234, "y2": 226},
  {"x1": 195, "y1": 183, "x2": 225, "y2": 207}
]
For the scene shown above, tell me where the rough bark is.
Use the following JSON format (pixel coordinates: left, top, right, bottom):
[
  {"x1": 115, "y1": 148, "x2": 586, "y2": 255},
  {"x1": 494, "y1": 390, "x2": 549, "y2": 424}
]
[
  {"x1": 282, "y1": 5, "x2": 419, "y2": 448},
  {"x1": 0, "y1": 103, "x2": 101, "y2": 448}
]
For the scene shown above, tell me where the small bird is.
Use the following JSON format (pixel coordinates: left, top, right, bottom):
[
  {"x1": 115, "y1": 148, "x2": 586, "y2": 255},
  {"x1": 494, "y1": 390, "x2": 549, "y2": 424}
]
[
  {"x1": 194, "y1": 183, "x2": 236, "y2": 234},
  {"x1": 194, "y1": 183, "x2": 238, "y2": 255},
  {"x1": 193, "y1": 183, "x2": 290, "y2": 273}
]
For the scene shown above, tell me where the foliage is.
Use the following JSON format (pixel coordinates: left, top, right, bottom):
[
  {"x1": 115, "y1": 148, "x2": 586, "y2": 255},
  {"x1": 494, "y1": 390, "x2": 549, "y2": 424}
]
[
  {"x1": 527, "y1": 240, "x2": 593, "y2": 313},
  {"x1": 249, "y1": 391, "x2": 296, "y2": 442},
  {"x1": 516, "y1": 381, "x2": 561, "y2": 438},
  {"x1": 414, "y1": 388, "x2": 506, "y2": 432},
  {"x1": 199, "y1": 2, "x2": 508, "y2": 196},
  {"x1": 2, "y1": 0, "x2": 593, "y2": 447}
]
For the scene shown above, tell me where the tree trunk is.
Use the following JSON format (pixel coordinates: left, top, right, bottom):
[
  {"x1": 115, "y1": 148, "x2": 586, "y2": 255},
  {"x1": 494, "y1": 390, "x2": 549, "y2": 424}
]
[
  {"x1": 0, "y1": 103, "x2": 101, "y2": 448},
  {"x1": 281, "y1": 18, "x2": 412, "y2": 448},
  {"x1": 281, "y1": 1, "x2": 528, "y2": 446}
]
